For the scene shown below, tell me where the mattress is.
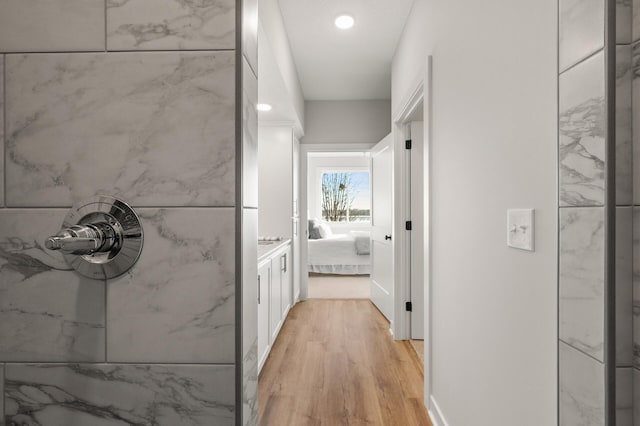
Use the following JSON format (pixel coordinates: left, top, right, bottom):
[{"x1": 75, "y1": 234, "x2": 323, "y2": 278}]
[{"x1": 308, "y1": 233, "x2": 370, "y2": 275}]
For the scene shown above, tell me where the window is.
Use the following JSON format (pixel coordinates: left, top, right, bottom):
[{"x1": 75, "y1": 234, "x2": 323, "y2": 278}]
[{"x1": 320, "y1": 171, "x2": 370, "y2": 222}]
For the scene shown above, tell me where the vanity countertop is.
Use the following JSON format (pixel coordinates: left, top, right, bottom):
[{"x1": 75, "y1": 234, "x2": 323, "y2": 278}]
[{"x1": 258, "y1": 239, "x2": 291, "y2": 262}]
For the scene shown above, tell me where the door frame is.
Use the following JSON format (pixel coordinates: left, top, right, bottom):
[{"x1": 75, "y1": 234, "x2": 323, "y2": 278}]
[
  {"x1": 391, "y1": 56, "x2": 432, "y2": 406},
  {"x1": 298, "y1": 143, "x2": 376, "y2": 301}
]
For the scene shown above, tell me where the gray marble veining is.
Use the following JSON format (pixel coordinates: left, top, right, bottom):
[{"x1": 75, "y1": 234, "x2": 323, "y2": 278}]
[
  {"x1": 617, "y1": 45, "x2": 633, "y2": 206},
  {"x1": 0, "y1": 56, "x2": 4, "y2": 207},
  {"x1": 617, "y1": 208, "x2": 634, "y2": 366},
  {"x1": 0, "y1": 0, "x2": 105, "y2": 52},
  {"x1": 243, "y1": 57, "x2": 258, "y2": 209},
  {"x1": 560, "y1": 207, "x2": 605, "y2": 361},
  {"x1": 559, "y1": 51, "x2": 606, "y2": 207},
  {"x1": 4, "y1": 363, "x2": 235, "y2": 426},
  {"x1": 634, "y1": 208, "x2": 640, "y2": 368},
  {"x1": 242, "y1": 209, "x2": 258, "y2": 425},
  {"x1": 617, "y1": 368, "x2": 634, "y2": 426},
  {"x1": 634, "y1": 43, "x2": 640, "y2": 205},
  {"x1": 559, "y1": 342, "x2": 605, "y2": 426},
  {"x1": 0, "y1": 210, "x2": 105, "y2": 362},
  {"x1": 5, "y1": 52, "x2": 235, "y2": 208},
  {"x1": 107, "y1": 0, "x2": 235, "y2": 51},
  {"x1": 107, "y1": 208, "x2": 235, "y2": 363},
  {"x1": 559, "y1": 0, "x2": 604, "y2": 72}
]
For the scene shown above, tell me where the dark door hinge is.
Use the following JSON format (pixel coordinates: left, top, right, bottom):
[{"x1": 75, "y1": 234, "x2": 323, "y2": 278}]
[
  {"x1": 405, "y1": 139, "x2": 412, "y2": 149},
  {"x1": 405, "y1": 221, "x2": 412, "y2": 231},
  {"x1": 406, "y1": 301, "x2": 413, "y2": 312}
]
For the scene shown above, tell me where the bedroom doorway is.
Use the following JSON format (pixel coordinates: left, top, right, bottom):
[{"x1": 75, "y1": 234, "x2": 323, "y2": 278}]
[
  {"x1": 305, "y1": 150, "x2": 373, "y2": 299},
  {"x1": 299, "y1": 144, "x2": 377, "y2": 301}
]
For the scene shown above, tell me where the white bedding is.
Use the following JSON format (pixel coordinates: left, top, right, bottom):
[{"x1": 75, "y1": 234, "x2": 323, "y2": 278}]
[{"x1": 308, "y1": 233, "x2": 370, "y2": 275}]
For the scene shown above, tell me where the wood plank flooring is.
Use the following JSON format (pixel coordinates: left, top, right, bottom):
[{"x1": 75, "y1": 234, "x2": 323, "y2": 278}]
[{"x1": 258, "y1": 299, "x2": 432, "y2": 426}]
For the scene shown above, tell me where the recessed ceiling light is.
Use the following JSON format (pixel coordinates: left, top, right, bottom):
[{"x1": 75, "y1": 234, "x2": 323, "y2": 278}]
[
  {"x1": 256, "y1": 103, "x2": 272, "y2": 112},
  {"x1": 335, "y1": 14, "x2": 355, "y2": 30}
]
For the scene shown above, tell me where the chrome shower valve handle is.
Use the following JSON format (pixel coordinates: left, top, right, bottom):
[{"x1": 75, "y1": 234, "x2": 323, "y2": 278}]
[
  {"x1": 45, "y1": 223, "x2": 118, "y2": 255},
  {"x1": 43, "y1": 196, "x2": 143, "y2": 280}
]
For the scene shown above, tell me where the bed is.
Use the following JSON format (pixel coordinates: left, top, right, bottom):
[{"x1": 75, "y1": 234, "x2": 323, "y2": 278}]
[{"x1": 308, "y1": 232, "x2": 371, "y2": 275}]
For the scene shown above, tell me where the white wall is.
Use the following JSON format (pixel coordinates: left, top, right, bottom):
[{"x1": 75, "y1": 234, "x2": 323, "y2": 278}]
[
  {"x1": 392, "y1": 0, "x2": 558, "y2": 425},
  {"x1": 258, "y1": 126, "x2": 294, "y2": 238},
  {"x1": 307, "y1": 154, "x2": 371, "y2": 234},
  {"x1": 259, "y1": 0, "x2": 305, "y2": 128},
  {"x1": 303, "y1": 100, "x2": 391, "y2": 144}
]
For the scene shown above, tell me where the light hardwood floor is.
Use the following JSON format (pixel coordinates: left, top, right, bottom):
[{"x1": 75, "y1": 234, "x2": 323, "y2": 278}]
[{"x1": 258, "y1": 299, "x2": 432, "y2": 426}]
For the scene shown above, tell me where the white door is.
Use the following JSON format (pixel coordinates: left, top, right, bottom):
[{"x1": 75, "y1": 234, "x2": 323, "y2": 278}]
[
  {"x1": 410, "y1": 121, "x2": 425, "y2": 339},
  {"x1": 370, "y1": 133, "x2": 394, "y2": 323}
]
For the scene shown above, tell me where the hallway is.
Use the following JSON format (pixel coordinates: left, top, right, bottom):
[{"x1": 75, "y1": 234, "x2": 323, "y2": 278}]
[{"x1": 258, "y1": 300, "x2": 431, "y2": 425}]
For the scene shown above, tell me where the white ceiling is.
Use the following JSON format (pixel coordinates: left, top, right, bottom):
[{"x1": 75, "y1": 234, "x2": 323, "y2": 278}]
[{"x1": 277, "y1": 0, "x2": 415, "y2": 101}]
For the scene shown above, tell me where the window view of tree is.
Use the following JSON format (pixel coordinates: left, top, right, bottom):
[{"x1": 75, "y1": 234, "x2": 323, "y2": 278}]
[{"x1": 321, "y1": 171, "x2": 370, "y2": 222}]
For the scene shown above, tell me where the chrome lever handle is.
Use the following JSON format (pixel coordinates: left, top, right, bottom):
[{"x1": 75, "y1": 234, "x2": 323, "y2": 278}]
[
  {"x1": 45, "y1": 236, "x2": 100, "y2": 253},
  {"x1": 44, "y1": 223, "x2": 114, "y2": 256}
]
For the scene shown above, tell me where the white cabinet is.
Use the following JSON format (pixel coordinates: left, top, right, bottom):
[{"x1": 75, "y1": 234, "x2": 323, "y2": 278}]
[
  {"x1": 278, "y1": 247, "x2": 292, "y2": 318},
  {"x1": 257, "y1": 259, "x2": 271, "y2": 370},
  {"x1": 258, "y1": 242, "x2": 293, "y2": 374},
  {"x1": 269, "y1": 253, "x2": 282, "y2": 343}
]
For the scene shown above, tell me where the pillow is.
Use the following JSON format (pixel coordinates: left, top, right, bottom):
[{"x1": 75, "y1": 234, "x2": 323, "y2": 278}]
[
  {"x1": 308, "y1": 219, "x2": 322, "y2": 239},
  {"x1": 317, "y1": 223, "x2": 332, "y2": 239}
]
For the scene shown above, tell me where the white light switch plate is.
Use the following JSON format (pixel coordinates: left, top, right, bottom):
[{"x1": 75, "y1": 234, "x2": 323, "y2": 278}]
[{"x1": 507, "y1": 209, "x2": 534, "y2": 251}]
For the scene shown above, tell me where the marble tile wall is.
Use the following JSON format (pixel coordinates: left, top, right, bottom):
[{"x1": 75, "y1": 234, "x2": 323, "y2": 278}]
[
  {"x1": 559, "y1": 207, "x2": 605, "y2": 360},
  {"x1": 0, "y1": 1, "x2": 246, "y2": 424},
  {"x1": 618, "y1": 208, "x2": 634, "y2": 367},
  {"x1": 559, "y1": 51, "x2": 606, "y2": 207},
  {"x1": 559, "y1": 0, "x2": 605, "y2": 72},
  {"x1": 4, "y1": 364, "x2": 235, "y2": 425},
  {"x1": 635, "y1": 208, "x2": 640, "y2": 368},
  {"x1": 558, "y1": 0, "x2": 610, "y2": 424},
  {"x1": 5, "y1": 52, "x2": 235, "y2": 208},
  {"x1": 107, "y1": 0, "x2": 236, "y2": 51},
  {"x1": 560, "y1": 342, "x2": 606, "y2": 425},
  {"x1": 618, "y1": 367, "x2": 634, "y2": 426},
  {"x1": 632, "y1": 2, "x2": 640, "y2": 424},
  {"x1": 0, "y1": 0, "x2": 105, "y2": 52},
  {"x1": 241, "y1": 5, "x2": 259, "y2": 421}
]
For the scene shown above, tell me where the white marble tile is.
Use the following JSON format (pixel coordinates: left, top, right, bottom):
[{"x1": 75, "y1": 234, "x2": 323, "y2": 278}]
[
  {"x1": 107, "y1": 208, "x2": 235, "y2": 363},
  {"x1": 559, "y1": 0, "x2": 604, "y2": 71},
  {"x1": 0, "y1": 0, "x2": 104, "y2": 52},
  {"x1": 618, "y1": 0, "x2": 633, "y2": 44},
  {"x1": 0, "y1": 56, "x2": 4, "y2": 207},
  {"x1": 634, "y1": 0, "x2": 640, "y2": 43},
  {"x1": 243, "y1": 57, "x2": 258, "y2": 208},
  {"x1": 107, "y1": 0, "x2": 235, "y2": 51},
  {"x1": 5, "y1": 52, "x2": 235, "y2": 208},
  {"x1": 559, "y1": 51, "x2": 606, "y2": 207},
  {"x1": 635, "y1": 369, "x2": 640, "y2": 426},
  {"x1": 0, "y1": 364, "x2": 4, "y2": 425},
  {"x1": 4, "y1": 364, "x2": 235, "y2": 426},
  {"x1": 560, "y1": 207, "x2": 605, "y2": 361},
  {"x1": 243, "y1": 0, "x2": 258, "y2": 75},
  {"x1": 617, "y1": 45, "x2": 633, "y2": 206},
  {"x1": 633, "y1": 43, "x2": 640, "y2": 205},
  {"x1": 634, "y1": 208, "x2": 640, "y2": 368},
  {"x1": 617, "y1": 368, "x2": 634, "y2": 426},
  {"x1": 0, "y1": 210, "x2": 105, "y2": 362},
  {"x1": 618, "y1": 208, "x2": 634, "y2": 366},
  {"x1": 559, "y1": 342, "x2": 605, "y2": 426},
  {"x1": 242, "y1": 208, "x2": 258, "y2": 426}
]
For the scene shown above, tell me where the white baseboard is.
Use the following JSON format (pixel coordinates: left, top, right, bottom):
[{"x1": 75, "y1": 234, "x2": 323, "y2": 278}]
[{"x1": 428, "y1": 396, "x2": 449, "y2": 426}]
